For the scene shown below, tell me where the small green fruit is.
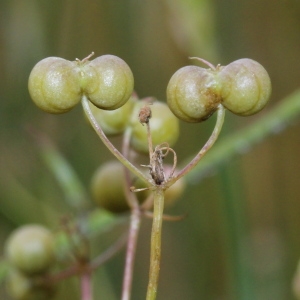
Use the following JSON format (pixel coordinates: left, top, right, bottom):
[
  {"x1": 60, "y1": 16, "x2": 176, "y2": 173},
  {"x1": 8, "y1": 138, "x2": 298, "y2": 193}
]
[
  {"x1": 130, "y1": 100, "x2": 179, "y2": 153},
  {"x1": 6, "y1": 268, "x2": 54, "y2": 300},
  {"x1": 91, "y1": 161, "x2": 185, "y2": 213},
  {"x1": 91, "y1": 161, "x2": 130, "y2": 213},
  {"x1": 28, "y1": 57, "x2": 81, "y2": 114},
  {"x1": 5, "y1": 225, "x2": 55, "y2": 275},
  {"x1": 87, "y1": 95, "x2": 136, "y2": 135},
  {"x1": 167, "y1": 66, "x2": 222, "y2": 122},
  {"x1": 218, "y1": 58, "x2": 271, "y2": 116},
  {"x1": 82, "y1": 55, "x2": 134, "y2": 110}
]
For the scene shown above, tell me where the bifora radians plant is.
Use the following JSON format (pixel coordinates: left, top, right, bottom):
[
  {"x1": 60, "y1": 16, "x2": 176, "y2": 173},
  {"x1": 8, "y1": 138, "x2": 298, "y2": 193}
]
[{"x1": 15, "y1": 53, "x2": 272, "y2": 300}]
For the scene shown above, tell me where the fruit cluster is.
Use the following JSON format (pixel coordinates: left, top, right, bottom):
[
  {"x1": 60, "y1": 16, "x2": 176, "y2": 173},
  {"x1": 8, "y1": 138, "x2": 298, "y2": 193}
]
[
  {"x1": 5, "y1": 225, "x2": 56, "y2": 300},
  {"x1": 28, "y1": 54, "x2": 271, "y2": 214},
  {"x1": 167, "y1": 58, "x2": 272, "y2": 122},
  {"x1": 28, "y1": 54, "x2": 134, "y2": 113}
]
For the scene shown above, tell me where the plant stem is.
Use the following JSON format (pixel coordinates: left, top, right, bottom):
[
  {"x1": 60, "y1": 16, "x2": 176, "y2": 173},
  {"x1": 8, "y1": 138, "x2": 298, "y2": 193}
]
[
  {"x1": 121, "y1": 127, "x2": 142, "y2": 300},
  {"x1": 167, "y1": 104, "x2": 225, "y2": 187},
  {"x1": 122, "y1": 208, "x2": 141, "y2": 300},
  {"x1": 81, "y1": 95, "x2": 150, "y2": 185},
  {"x1": 146, "y1": 187, "x2": 165, "y2": 300},
  {"x1": 81, "y1": 272, "x2": 93, "y2": 300}
]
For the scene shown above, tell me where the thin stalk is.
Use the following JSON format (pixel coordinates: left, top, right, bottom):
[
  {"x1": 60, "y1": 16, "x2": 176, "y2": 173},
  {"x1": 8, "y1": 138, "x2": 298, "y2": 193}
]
[
  {"x1": 146, "y1": 187, "x2": 165, "y2": 300},
  {"x1": 167, "y1": 104, "x2": 225, "y2": 187},
  {"x1": 121, "y1": 127, "x2": 142, "y2": 300},
  {"x1": 81, "y1": 272, "x2": 93, "y2": 300},
  {"x1": 81, "y1": 95, "x2": 149, "y2": 185},
  {"x1": 122, "y1": 209, "x2": 141, "y2": 300}
]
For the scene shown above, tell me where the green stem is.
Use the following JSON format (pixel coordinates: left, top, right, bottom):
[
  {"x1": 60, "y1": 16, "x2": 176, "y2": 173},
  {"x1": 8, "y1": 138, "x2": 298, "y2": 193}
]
[
  {"x1": 146, "y1": 187, "x2": 165, "y2": 300},
  {"x1": 81, "y1": 95, "x2": 150, "y2": 185},
  {"x1": 167, "y1": 104, "x2": 226, "y2": 187},
  {"x1": 185, "y1": 89, "x2": 300, "y2": 183}
]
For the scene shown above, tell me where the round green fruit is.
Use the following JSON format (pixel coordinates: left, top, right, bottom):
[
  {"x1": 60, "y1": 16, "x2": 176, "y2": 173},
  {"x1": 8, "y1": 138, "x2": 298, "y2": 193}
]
[
  {"x1": 91, "y1": 161, "x2": 130, "y2": 213},
  {"x1": 28, "y1": 57, "x2": 81, "y2": 114},
  {"x1": 5, "y1": 225, "x2": 55, "y2": 275},
  {"x1": 90, "y1": 161, "x2": 149, "y2": 213},
  {"x1": 87, "y1": 95, "x2": 136, "y2": 135},
  {"x1": 6, "y1": 268, "x2": 54, "y2": 300},
  {"x1": 91, "y1": 161, "x2": 185, "y2": 213},
  {"x1": 167, "y1": 66, "x2": 222, "y2": 122},
  {"x1": 130, "y1": 100, "x2": 179, "y2": 153},
  {"x1": 218, "y1": 58, "x2": 271, "y2": 116},
  {"x1": 82, "y1": 55, "x2": 134, "y2": 110}
]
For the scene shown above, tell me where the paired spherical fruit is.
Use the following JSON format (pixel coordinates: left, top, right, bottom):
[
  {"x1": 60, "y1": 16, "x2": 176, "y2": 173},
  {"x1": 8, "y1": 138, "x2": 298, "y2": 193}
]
[
  {"x1": 87, "y1": 95, "x2": 136, "y2": 136},
  {"x1": 167, "y1": 58, "x2": 271, "y2": 122},
  {"x1": 5, "y1": 225, "x2": 55, "y2": 275},
  {"x1": 218, "y1": 58, "x2": 271, "y2": 116},
  {"x1": 130, "y1": 100, "x2": 179, "y2": 153},
  {"x1": 81, "y1": 55, "x2": 134, "y2": 110},
  {"x1": 28, "y1": 57, "x2": 81, "y2": 114},
  {"x1": 28, "y1": 54, "x2": 134, "y2": 114},
  {"x1": 167, "y1": 66, "x2": 221, "y2": 122}
]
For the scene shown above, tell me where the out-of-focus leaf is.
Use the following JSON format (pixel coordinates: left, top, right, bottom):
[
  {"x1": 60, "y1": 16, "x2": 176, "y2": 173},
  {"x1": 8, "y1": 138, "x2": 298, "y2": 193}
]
[
  {"x1": 31, "y1": 130, "x2": 89, "y2": 211},
  {"x1": 0, "y1": 175, "x2": 58, "y2": 225},
  {"x1": 164, "y1": 0, "x2": 219, "y2": 61},
  {"x1": 185, "y1": 89, "x2": 300, "y2": 184},
  {"x1": 0, "y1": 259, "x2": 9, "y2": 285}
]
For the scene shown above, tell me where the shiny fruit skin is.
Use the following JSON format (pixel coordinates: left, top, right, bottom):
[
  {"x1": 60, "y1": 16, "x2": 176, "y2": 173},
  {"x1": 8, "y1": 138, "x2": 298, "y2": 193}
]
[
  {"x1": 87, "y1": 96, "x2": 136, "y2": 135},
  {"x1": 218, "y1": 58, "x2": 271, "y2": 116},
  {"x1": 28, "y1": 57, "x2": 81, "y2": 114},
  {"x1": 167, "y1": 66, "x2": 221, "y2": 122},
  {"x1": 82, "y1": 55, "x2": 134, "y2": 110}
]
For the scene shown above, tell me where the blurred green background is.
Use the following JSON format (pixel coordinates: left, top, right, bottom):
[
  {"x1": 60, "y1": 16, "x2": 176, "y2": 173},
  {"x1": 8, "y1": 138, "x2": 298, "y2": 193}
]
[{"x1": 1, "y1": 0, "x2": 300, "y2": 299}]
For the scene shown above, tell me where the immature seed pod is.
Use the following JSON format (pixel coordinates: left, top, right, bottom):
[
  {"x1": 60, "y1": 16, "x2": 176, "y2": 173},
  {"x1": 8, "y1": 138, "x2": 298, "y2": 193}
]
[
  {"x1": 91, "y1": 161, "x2": 185, "y2": 213},
  {"x1": 218, "y1": 58, "x2": 271, "y2": 116},
  {"x1": 167, "y1": 66, "x2": 222, "y2": 122},
  {"x1": 28, "y1": 57, "x2": 81, "y2": 114},
  {"x1": 82, "y1": 55, "x2": 134, "y2": 110},
  {"x1": 5, "y1": 225, "x2": 55, "y2": 275},
  {"x1": 87, "y1": 96, "x2": 136, "y2": 135},
  {"x1": 130, "y1": 100, "x2": 179, "y2": 154},
  {"x1": 90, "y1": 161, "x2": 149, "y2": 213},
  {"x1": 6, "y1": 268, "x2": 55, "y2": 300}
]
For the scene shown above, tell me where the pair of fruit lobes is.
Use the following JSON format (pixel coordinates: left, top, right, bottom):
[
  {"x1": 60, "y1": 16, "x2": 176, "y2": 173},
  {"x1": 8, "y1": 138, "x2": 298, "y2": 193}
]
[
  {"x1": 90, "y1": 161, "x2": 185, "y2": 213},
  {"x1": 167, "y1": 58, "x2": 272, "y2": 122},
  {"x1": 89, "y1": 97, "x2": 180, "y2": 154},
  {"x1": 28, "y1": 55, "x2": 134, "y2": 114},
  {"x1": 5, "y1": 225, "x2": 55, "y2": 300}
]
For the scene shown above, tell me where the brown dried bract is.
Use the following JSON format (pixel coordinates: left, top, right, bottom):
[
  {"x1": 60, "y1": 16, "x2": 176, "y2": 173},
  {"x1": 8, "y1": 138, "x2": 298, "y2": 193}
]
[{"x1": 138, "y1": 104, "x2": 152, "y2": 125}]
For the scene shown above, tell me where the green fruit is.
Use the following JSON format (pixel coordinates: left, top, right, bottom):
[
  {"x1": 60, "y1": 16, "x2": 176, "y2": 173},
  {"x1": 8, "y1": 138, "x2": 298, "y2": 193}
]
[
  {"x1": 130, "y1": 100, "x2": 179, "y2": 153},
  {"x1": 6, "y1": 268, "x2": 54, "y2": 300},
  {"x1": 167, "y1": 66, "x2": 222, "y2": 122},
  {"x1": 90, "y1": 161, "x2": 130, "y2": 213},
  {"x1": 28, "y1": 57, "x2": 81, "y2": 114},
  {"x1": 82, "y1": 55, "x2": 134, "y2": 110},
  {"x1": 90, "y1": 161, "x2": 149, "y2": 213},
  {"x1": 87, "y1": 95, "x2": 136, "y2": 135},
  {"x1": 5, "y1": 225, "x2": 55, "y2": 275},
  {"x1": 218, "y1": 58, "x2": 271, "y2": 116},
  {"x1": 91, "y1": 161, "x2": 185, "y2": 213}
]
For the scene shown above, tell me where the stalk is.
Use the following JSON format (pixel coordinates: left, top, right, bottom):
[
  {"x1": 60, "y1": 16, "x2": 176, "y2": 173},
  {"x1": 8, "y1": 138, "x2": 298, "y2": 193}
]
[
  {"x1": 146, "y1": 187, "x2": 165, "y2": 300},
  {"x1": 167, "y1": 104, "x2": 225, "y2": 187},
  {"x1": 81, "y1": 95, "x2": 149, "y2": 185}
]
